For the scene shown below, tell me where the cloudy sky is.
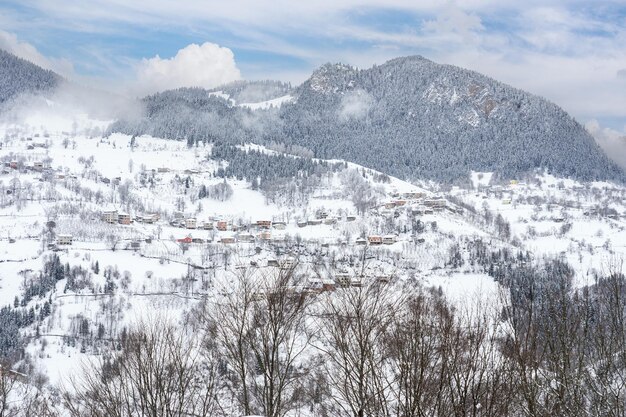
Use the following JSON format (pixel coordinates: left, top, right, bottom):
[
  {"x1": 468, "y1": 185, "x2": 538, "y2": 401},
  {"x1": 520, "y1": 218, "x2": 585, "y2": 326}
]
[{"x1": 0, "y1": 0, "x2": 625, "y2": 132}]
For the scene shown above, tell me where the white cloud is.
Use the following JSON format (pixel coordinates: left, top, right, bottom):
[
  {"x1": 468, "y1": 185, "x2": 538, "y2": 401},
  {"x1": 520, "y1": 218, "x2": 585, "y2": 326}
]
[
  {"x1": 135, "y1": 42, "x2": 241, "y2": 95},
  {"x1": 0, "y1": 30, "x2": 74, "y2": 76},
  {"x1": 586, "y1": 119, "x2": 626, "y2": 170},
  {"x1": 423, "y1": 4, "x2": 483, "y2": 41}
]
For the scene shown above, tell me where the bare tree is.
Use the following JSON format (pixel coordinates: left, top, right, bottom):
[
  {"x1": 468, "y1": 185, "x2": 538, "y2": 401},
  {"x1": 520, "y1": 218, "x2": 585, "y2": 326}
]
[
  {"x1": 201, "y1": 263, "x2": 312, "y2": 417},
  {"x1": 314, "y1": 282, "x2": 401, "y2": 417},
  {"x1": 62, "y1": 318, "x2": 220, "y2": 417}
]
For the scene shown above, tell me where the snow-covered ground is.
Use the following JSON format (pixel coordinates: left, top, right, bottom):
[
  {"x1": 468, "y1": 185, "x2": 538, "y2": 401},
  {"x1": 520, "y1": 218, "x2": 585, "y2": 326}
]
[{"x1": 2, "y1": 112, "x2": 626, "y2": 397}]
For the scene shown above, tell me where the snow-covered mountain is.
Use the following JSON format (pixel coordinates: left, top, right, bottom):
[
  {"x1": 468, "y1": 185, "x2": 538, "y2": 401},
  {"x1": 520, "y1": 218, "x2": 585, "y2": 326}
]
[
  {"x1": 281, "y1": 56, "x2": 623, "y2": 182},
  {"x1": 3, "y1": 49, "x2": 626, "y2": 416},
  {"x1": 0, "y1": 49, "x2": 61, "y2": 105},
  {"x1": 107, "y1": 55, "x2": 625, "y2": 184}
]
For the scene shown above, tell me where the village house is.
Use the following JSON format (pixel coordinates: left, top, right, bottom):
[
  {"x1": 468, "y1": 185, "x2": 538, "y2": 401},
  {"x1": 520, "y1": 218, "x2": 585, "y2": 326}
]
[
  {"x1": 355, "y1": 237, "x2": 367, "y2": 246},
  {"x1": 383, "y1": 235, "x2": 397, "y2": 245},
  {"x1": 334, "y1": 272, "x2": 351, "y2": 288},
  {"x1": 202, "y1": 221, "x2": 213, "y2": 230},
  {"x1": 9, "y1": 161, "x2": 18, "y2": 169},
  {"x1": 279, "y1": 259, "x2": 297, "y2": 270},
  {"x1": 177, "y1": 236, "x2": 193, "y2": 244},
  {"x1": 368, "y1": 235, "x2": 383, "y2": 245},
  {"x1": 217, "y1": 220, "x2": 228, "y2": 231},
  {"x1": 102, "y1": 210, "x2": 118, "y2": 224},
  {"x1": 57, "y1": 234, "x2": 73, "y2": 245},
  {"x1": 220, "y1": 236, "x2": 236, "y2": 244},
  {"x1": 257, "y1": 231, "x2": 272, "y2": 241},
  {"x1": 307, "y1": 219, "x2": 322, "y2": 226},
  {"x1": 257, "y1": 220, "x2": 272, "y2": 229},
  {"x1": 157, "y1": 167, "x2": 170, "y2": 173},
  {"x1": 33, "y1": 161, "x2": 44, "y2": 171},
  {"x1": 424, "y1": 199, "x2": 447, "y2": 209},
  {"x1": 346, "y1": 215, "x2": 357, "y2": 222},
  {"x1": 118, "y1": 213, "x2": 131, "y2": 225},
  {"x1": 185, "y1": 218, "x2": 197, "y2": 229},
  {"x1": 237, "y1": 233, "x2": 255, "y2": 243},
  {"x1": 273, "y1": 221, "x2": 286, "y2": 230},
  {"x1": 297, "y1": 221, "x2": 308, "y2": 228},
  {"x1": 403, "y1": 191, "x2": 425, "y2": 199}
]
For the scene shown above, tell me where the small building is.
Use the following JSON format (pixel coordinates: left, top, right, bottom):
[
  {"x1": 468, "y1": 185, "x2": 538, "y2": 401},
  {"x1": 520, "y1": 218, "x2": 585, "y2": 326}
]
[
  {"x1": 257, "y1": 231, "x2": 272, "y2": 241},
  {"x1": 33, "y1": 161, "x2": 44, "y2": 171},
  {"x1": 280, "y1": 259, "x2": 297, "y2": 270},
  {"x1": 297, "y1": 221, "x2": 308, "y2": 228},
  {"x1": 217, "y1": 221, "x2": 228, "y2": 231},
  {"x1": 238, "y1": 233, "x2": 255, "y2": 243},
  {"x1": 130, "y1": 240, "x2": 141, "y2": 250},
  {"x1": 118, "y1": 213, "x2": 131, "y2": 225},
  {"x1": 355, "y1": 237, "x2": 367, "y2": 246},
  {"x1": 323, "y1": 218, "x2": 337, "y2": 225},
  {"x1": 334, "y1": 273, "x2": 351, "y2": 288},
  {"x1": 393, "y1": 200, "x2": 407, "y2": 207},
  {"x1": 102, "y1": 210, "x2": 118, "y2": 224},
  {"x1": 202, "y1": 221, "x2": 214, "y2": 230},
  {"x1": 177, "y1": 236, "x2": 193, "y2": 244},
  {"x1": 346, "y1": 215, "x2": 357, "y2": 222},
  {"x1": 368, "y1": 235, "x2": 383, "y2": 245},
  {"x1": 185, "y1": 218, "x2": 197, "y2": 229},
  {"x1": 382, "y1": 235, "x2": 397, "y2": 245},
  {"x1": 157, "y1": 167, "x2": 170, "y2": 173},
  {"x1": 220, "y1": 236, "x2": 236, "y2": 244},
  {"x1": 57, "y1": 234, "x2": 73, "y2": 245},
  {"x1": 9, "y1": 161, "x2": 18, "y2": 169},
  {"x1": 273, "y1": 221, "x2": 287, "y2": 230},
  {"x1": 424, "y1": 199, "x2": 447, "y2": 209},
  {"x1": 257, "y1": 220, "x2": 272, "y2": 229},
  {"x1": 308, "y1": 219, "x2": 322, "y2": 226},
  {"x1": 403, "y1": 191, "x2": 425, "y2": 199}
]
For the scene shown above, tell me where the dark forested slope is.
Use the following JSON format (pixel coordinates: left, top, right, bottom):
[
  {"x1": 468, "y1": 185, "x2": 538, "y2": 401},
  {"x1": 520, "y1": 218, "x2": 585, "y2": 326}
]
[{"x1": 0, "y1": 49, "x2": 61, "y2": 104}]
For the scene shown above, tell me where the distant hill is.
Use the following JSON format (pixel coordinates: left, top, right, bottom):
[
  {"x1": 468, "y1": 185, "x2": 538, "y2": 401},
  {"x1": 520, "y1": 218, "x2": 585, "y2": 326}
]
[
  {"x1": 107, "y1": 56, "x2": 625, "y2": 183},
  {"x1": 278, "y1": 56, "x2": 623, "y2": 182},
  {"x1": 0, "y1": 49, "x2": 61, "y2": 104}
]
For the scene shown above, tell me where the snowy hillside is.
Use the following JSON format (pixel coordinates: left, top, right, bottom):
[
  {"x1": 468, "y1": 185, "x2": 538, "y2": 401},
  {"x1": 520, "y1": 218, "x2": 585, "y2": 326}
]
[
  {"x1": 2, "y1": 108, "x2": 626, "y2": 414},
  {"x1": 2, "y1": 51, "x2": 626, "y2": 417}
]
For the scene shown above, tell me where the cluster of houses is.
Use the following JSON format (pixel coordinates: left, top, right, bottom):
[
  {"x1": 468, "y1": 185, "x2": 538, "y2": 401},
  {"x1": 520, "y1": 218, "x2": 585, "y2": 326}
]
[
  {"x1": 102, "y1": 209, "x2": 139, "y2": 225},
  {"x1": 2, "y1": 160, "x2": 47, "y2": 174}
]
